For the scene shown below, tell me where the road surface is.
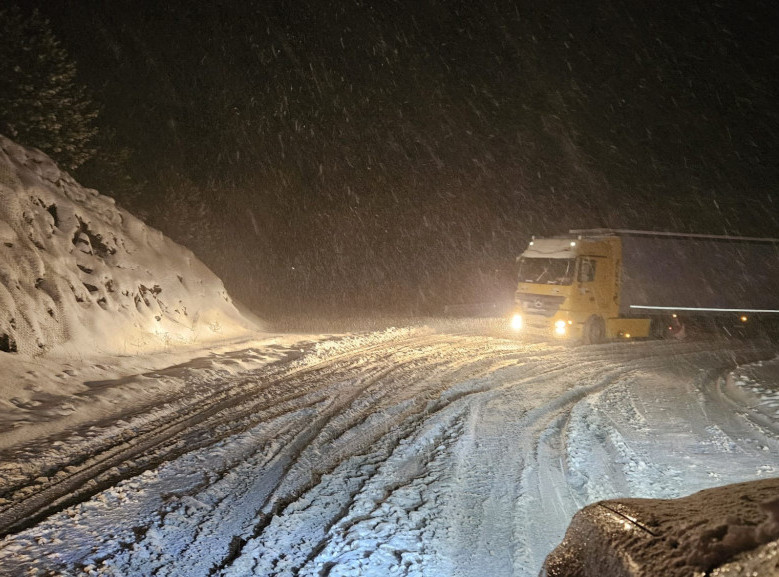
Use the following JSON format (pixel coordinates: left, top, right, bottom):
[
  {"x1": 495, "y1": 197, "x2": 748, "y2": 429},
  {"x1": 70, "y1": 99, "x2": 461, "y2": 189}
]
[{"x1": 1, "y1": 324, "x2": 777, "y2": 576}]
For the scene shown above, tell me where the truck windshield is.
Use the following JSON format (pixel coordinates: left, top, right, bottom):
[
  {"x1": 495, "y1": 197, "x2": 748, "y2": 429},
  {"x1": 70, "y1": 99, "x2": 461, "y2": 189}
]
[{"x1": 518, "y1": 258, "x2": 575, "y2": 285}]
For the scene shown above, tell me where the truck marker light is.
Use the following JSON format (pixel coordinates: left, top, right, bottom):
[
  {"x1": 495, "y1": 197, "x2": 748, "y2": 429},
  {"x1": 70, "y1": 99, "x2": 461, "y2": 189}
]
[{"x1": 631, "y1": 306, "x2": 779, "y2": 314}]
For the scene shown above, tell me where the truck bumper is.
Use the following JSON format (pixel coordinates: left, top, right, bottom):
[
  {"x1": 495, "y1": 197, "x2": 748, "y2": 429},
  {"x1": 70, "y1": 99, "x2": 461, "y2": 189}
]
[
  {"x1": 512, "y1": 313, "x2": 652, "y2": 341},
  {"x1": 511, "y1": 312, "x2": 581, "y2": 340}
]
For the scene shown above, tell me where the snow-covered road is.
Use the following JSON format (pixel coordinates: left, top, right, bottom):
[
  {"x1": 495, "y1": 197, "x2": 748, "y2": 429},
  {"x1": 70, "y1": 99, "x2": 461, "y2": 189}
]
[{"x1": 1, "y1": 324, "x2": 778, "y2": 576}]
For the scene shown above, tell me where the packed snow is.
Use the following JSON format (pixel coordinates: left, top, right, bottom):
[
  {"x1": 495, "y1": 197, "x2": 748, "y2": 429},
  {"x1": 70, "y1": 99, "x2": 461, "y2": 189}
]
[
  {"x1": 0, "y1": 134, "x2": 256, "y2": 358},
  {"x1": 2, "y1": 329, "x2": 778, "y2": 576},
  {"x1": 0, "y1": 134, "x2": 265, "y2": 446},
  {"x1": 0, "y1": 138, "x2": 778, "y2": 576}
]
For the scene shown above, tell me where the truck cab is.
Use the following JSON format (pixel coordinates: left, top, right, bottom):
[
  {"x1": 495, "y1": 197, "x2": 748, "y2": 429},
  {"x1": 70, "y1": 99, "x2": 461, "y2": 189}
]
[{"x1": 512, "y1": 234, "x2": 648, "y2": 342}]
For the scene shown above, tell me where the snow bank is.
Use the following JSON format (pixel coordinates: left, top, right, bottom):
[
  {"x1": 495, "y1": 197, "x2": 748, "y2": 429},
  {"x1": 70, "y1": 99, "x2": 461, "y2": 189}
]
[{"x1": 0, "y1": 134, "x2": 257, "y2": 357}]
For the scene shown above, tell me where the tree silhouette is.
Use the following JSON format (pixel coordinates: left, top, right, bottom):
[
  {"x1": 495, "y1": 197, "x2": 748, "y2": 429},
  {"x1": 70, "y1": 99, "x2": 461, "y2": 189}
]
[{"x1": 0, "y1": 5, "x2": 98, "y2": 171}]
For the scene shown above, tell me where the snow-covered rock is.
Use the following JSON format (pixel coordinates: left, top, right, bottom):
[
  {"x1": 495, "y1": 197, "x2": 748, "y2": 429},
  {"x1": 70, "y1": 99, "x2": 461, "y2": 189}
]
[{"x1": 0, "y1": 134, "x2": 256, "y2": 357}]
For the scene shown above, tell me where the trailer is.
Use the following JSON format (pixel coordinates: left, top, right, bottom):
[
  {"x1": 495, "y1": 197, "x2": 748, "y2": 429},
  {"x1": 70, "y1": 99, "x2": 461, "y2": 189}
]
[{"x1": 510, "y1": 229, "x2": 779, "y2": 343}]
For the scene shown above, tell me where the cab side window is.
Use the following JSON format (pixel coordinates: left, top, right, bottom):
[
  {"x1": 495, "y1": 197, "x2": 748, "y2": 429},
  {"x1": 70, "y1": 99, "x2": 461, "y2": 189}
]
[{"x1": 578, "y1": 257, "x2": 597, "y2": 282}]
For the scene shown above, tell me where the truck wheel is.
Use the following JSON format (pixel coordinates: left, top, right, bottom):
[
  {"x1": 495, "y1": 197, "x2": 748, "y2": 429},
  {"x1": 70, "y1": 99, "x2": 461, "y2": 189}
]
[
  {"x1": 583, "y1": 316, "x2": 605, "y2": 344},
  {"x1": 650, "y1": 318, "x2": 668, "y2": 339}
]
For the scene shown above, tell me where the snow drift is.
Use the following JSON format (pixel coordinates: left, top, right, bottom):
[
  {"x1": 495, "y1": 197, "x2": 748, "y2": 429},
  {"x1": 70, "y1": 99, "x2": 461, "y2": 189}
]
[{"x1": 0, "y1": 134, "x2": 256, "y2": 357}]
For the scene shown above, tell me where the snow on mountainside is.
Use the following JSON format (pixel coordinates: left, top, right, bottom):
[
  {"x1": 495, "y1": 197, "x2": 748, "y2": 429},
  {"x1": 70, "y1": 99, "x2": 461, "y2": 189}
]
[{"x1": 0, "y1": 135, "x2": 256, "y2": 357}]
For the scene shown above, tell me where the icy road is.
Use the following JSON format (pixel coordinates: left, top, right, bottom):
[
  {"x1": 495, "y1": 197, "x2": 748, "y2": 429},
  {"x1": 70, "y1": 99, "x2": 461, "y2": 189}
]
[{"x1": 1, "y1": 323, "x2": 778, "y2": 576}]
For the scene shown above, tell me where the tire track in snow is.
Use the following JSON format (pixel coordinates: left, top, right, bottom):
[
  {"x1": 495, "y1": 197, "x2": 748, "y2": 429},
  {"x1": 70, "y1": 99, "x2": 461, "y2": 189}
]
[
  {"x1": 40, "y1": 334, "x2": 521, "y2": 576},
  {"x1": 432, "y1": 341, "x2": 778, "y2": 576},
  {"x1": 209, "y1": 338, "x2": 529, "y2": 576},
  {"x1": 514, "y1": 342, "x2": 778, "y2": 574},
  {"x1": 216, "y1": 341, "x2": 730, "y2": 575},
  {"x1": 1, "y1": 333, "x2": 470, "y2": 573},
  {"x1": 450, "y1": 364, "x2": 640, "y2": 576},
  {"x1": 0, "y1": 331, "x2": 449, "y2": 538},
  {"x1": 120, "y1": 336, "x2": 553, "y2": 575},
  {"x1": 0, "y1": 333, "x2": 776, "y2": 577}
]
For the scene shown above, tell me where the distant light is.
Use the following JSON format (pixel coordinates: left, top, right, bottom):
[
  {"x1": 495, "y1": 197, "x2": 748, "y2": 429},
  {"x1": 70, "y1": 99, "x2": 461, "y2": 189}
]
[
  {"x1": 624, "y1": 333, "x2": 631, "y2": 338},
  {"x1": 554, "y1": 319, "x2": 567, "y2": 335},
  {"x1": 740, "y1": 315, "x2": 748, "y2": 323},
  {"x1": 672, "y1": 313, "x2": 678, "y2": 318},
  {"x1": 570, "y1": 241, "x2": 576, "y2": 247},
  {"x1": 529, "y1": 241, "x2": 534, "y2": 246},
  {"x1": 511, "y1": 314, "x2": 523, "y2": 331}
]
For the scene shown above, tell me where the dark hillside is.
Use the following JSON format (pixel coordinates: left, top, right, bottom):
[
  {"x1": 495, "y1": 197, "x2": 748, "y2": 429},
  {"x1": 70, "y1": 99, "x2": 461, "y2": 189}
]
[{"x1": 22, "y1": 0, "x2": 779, "y2": 315}]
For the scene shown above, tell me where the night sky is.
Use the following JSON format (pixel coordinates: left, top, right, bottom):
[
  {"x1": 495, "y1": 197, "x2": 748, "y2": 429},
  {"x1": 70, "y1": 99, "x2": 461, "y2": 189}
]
[{"x1": 22, "y1": 0, "x2": 779, "y2": 316}]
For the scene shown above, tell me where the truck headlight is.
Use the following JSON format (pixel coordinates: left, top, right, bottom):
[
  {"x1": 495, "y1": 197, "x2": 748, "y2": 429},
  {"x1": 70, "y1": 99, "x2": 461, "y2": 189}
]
[
  {"x1": 511, "y1": 313, "x2": 523, "y2": 331},
  {"x1": 554, "y1": 319, "x2": 568, "y2": 336}
]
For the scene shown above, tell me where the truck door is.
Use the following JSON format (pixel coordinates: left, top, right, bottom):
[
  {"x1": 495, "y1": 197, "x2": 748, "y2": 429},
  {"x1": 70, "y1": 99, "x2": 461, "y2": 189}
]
[{"x1": 576, "y1": 256, "x2": 610, "y2": 314}]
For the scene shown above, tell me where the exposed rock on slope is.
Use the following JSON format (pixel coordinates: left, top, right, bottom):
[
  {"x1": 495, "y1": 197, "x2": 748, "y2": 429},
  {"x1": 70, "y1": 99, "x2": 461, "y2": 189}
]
[{"x1": 0, "y1": 135, "x2": 256, "y2": 356}]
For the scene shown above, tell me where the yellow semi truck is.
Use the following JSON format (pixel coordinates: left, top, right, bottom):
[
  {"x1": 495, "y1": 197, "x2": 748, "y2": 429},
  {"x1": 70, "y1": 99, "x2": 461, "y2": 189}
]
[{"x1": 510, "y1": 229, "x2": 779, "y2": 343}]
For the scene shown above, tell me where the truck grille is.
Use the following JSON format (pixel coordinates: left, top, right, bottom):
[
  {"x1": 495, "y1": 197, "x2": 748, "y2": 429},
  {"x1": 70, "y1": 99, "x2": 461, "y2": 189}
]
[{"x1": 516, "y1": 293, "x2": 565, "y2": 317}]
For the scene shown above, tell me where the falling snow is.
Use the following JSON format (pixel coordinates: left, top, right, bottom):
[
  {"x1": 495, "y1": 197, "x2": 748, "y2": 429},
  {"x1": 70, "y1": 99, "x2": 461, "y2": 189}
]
[{"x1": 1, "y1": 1, "x2": 779, "y2": 573}]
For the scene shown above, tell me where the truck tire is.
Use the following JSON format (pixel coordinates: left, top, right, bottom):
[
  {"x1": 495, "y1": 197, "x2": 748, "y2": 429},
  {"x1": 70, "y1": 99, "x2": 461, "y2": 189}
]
[
  {"x1": 583, "y1": 315, "x2": 605, "y2": 345},
  {"x1": 650, "y1": 318, "x2": 668, "y2": 339}
]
